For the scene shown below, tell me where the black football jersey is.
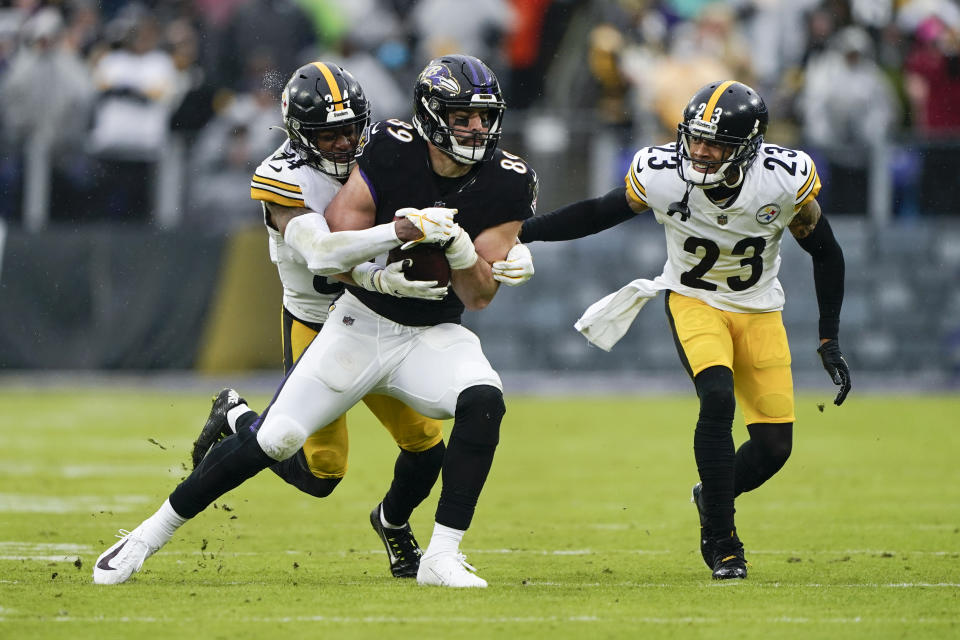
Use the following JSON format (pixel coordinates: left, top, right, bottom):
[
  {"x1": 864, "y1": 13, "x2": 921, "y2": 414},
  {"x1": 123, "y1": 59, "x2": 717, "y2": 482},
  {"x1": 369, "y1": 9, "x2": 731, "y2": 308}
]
[{"x1": 350, "y1": 118, "x2": 537, "y2": 326}]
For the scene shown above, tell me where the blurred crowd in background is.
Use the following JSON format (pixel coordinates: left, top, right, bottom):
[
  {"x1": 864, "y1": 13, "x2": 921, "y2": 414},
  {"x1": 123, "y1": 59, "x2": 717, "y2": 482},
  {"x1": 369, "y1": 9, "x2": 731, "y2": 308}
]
[{"x1": 1, "y1": 0, "x2": 958, "y2": 231}]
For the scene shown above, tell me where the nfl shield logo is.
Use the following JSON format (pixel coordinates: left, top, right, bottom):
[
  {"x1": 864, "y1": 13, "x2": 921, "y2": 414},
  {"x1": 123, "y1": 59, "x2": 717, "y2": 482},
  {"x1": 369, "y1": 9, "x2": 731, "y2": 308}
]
[{"x1": 717, "y1": 214, "x2": 728, "y2": 225}]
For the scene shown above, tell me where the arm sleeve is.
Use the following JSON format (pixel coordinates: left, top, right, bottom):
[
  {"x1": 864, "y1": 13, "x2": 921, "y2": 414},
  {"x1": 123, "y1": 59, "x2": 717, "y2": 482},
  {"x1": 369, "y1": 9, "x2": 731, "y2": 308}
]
[
  {"x1": 795, "y1": 214, "x2": 845, "y2": 340},
  {"x1": 284, "y1": 212, "x2": 400, "y2": 276},
  {"x1": 520, "y1": 187, "x2": 635, "y2": 243}
]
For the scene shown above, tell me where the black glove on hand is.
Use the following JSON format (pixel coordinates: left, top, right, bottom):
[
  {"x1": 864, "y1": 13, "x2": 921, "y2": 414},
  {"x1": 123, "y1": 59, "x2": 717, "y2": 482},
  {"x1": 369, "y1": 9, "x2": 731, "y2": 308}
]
[{"x1": 817, "y1": 339, "x2": 851, "y2": 406}]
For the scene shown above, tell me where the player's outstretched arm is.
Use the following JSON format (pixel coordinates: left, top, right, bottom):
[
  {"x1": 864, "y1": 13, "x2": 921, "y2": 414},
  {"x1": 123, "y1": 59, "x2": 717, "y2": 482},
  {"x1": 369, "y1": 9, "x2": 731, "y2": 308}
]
[
  {"x1": 271, "y1": 168, "x2": 454, "y2": 275},
  {"x1": 790, "y1": 198, "x2": 851, "y2": 405},
  {"x1": 270, "y1": 201, "x2": 447, "y2": 277},
  {"x1": 520, "y1": 187, "x2": 643, "y2": 243},
  {"x1": 447, "y1": 220, "x2": 521, "y2": 311}
]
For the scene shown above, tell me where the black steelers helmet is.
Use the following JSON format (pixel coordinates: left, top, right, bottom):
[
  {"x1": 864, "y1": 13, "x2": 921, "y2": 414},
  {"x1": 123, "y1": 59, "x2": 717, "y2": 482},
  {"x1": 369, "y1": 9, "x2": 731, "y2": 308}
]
[
  {"x1": 282, "y1": 61, "x2": 370, "y2": 178},
  {"x1": 412, "y1": 54, "x2": 505, "y2": 164},
  {"x1": 676, "y1": 80, "x2": 768, "y2": 188}
]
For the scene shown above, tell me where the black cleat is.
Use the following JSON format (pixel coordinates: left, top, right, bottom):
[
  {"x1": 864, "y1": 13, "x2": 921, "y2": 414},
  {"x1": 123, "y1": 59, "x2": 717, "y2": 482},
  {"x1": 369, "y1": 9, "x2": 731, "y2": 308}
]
[
  {"x1": 710, "y1": 529, "x2": 748, "y2": 580},
  {"x1": 192, "y1": 388, "x2": 246, "y2": 468},
  {"x1": 369, "y1": 503, "x2": 422, "y2": 578},
  {"x1": 691, "y1": 482, "x2": 714, "y2": 569}
]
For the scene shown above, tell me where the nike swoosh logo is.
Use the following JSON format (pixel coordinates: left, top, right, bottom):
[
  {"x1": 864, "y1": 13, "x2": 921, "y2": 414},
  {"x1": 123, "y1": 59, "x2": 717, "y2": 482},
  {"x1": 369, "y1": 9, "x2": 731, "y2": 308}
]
[
  {"x1": 96, "y1": 540, "x2": 127, "y2": 570},
  {"x1": 268, "y1": 164, "x2": 282, "y2": 172}
]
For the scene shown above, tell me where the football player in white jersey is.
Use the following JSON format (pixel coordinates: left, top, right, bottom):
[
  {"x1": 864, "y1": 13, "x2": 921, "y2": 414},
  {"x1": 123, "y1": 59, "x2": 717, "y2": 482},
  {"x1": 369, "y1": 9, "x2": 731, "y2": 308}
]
[{"x1": 521, "y1": 81, "x2": 851, "y2": 580}]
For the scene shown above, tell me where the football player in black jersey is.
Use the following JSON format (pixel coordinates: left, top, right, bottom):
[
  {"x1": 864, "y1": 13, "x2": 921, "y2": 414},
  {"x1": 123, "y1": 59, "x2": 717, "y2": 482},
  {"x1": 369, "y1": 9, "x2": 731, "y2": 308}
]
[
  {"x1": 320, "y1": 54, "x2": 538, "y2": 587},
  {"x1": 92, "y1": 55, "x2": 536, "y2": 589}
]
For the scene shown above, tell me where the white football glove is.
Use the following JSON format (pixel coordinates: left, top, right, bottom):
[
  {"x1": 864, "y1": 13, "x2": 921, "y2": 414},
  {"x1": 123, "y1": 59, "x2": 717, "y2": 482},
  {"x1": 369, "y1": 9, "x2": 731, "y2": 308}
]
[
  {"x1": 395, "y1": 207, "x2": 457, "y2": 250},
  {"x1": 491, "y1": 242, "x2": 534, "y2": 286},
  {"x1": 351, "y1": 261, "x2": 448, "y2": 301}
]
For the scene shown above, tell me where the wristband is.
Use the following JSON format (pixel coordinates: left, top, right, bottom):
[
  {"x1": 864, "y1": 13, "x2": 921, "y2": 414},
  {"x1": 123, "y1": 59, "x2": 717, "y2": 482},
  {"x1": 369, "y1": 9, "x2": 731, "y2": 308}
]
[
  {"x1": 350, "y1": 262, "x2": 383, "y2": 292},
  {"x1": 444, "y1": 228, "x2": 478, "y2": 270}
]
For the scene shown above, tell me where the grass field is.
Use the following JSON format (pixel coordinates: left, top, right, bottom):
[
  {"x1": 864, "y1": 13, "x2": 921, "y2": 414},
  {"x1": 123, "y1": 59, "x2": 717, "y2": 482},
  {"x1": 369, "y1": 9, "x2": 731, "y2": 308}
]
[{"x1": 0, "y1": 387, "x2": 957, "y2": 639}]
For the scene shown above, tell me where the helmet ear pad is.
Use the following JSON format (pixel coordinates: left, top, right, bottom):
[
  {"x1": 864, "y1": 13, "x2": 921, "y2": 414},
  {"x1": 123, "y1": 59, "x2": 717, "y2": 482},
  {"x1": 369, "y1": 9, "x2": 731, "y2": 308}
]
[
  {"x1": 412, "y1": 54, "x2": 506, "y2": 165},
  {"x1": 282, "y1": 62, "x2": 370, "y2": 178}
]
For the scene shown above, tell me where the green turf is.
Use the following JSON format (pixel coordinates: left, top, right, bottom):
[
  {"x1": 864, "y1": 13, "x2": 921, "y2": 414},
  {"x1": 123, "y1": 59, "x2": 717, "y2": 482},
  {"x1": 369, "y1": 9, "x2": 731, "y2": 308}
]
[{"x1": 0, "y1": 388, "x2": 957, "y2": 639}]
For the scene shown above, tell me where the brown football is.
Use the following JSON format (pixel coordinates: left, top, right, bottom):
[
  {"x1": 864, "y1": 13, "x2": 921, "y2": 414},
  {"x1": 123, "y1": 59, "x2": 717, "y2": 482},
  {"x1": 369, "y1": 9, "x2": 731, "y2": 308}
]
[{"x1": 387, "y1": 243, "x2": 451, "y2": 286}]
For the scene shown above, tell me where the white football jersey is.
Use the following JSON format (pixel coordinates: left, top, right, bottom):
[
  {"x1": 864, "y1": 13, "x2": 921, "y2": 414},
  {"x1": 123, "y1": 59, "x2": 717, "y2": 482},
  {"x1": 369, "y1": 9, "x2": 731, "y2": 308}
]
[
  {"x1": 624, "y1": 142, "x2": 820, "y2": 313},
  {"x1": 250, "y1": 140, "x2": 343, "y2": 324}
]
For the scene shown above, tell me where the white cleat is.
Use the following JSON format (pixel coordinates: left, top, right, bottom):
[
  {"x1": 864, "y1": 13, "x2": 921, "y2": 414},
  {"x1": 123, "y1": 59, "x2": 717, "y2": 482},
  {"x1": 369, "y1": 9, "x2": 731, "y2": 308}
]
[
  {"x1": 416, "y1": 551, "x2": 488, "y2": 588},
  {"x1": 93, "y1": 526, "x2": 158, "y2": 585}
]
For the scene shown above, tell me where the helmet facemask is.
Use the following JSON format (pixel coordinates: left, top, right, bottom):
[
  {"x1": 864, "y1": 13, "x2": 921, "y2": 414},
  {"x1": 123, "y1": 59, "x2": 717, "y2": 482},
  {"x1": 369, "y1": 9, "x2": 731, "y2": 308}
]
[
  {"x1": 676, "y1": 117, "x2": 762, "y2": 189},
  {"x1": 412, "y1": 55, "x2": 506, "y2": 165},
  {"x1": 286, "y1": 113, "x2": 367, "y2": 179},
  {"x1": 415, "y1": 95, "x2": 504, "y2": 164},
  {"x1": 281, "y1": 63, "x2": 371, "y2": 179}
]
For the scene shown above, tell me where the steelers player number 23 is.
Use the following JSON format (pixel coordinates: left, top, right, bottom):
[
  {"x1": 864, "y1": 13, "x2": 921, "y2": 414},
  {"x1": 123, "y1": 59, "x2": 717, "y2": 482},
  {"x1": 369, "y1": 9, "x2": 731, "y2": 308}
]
[{"x1": 680, "y1": 236, "x2": 766, "y2": 292}]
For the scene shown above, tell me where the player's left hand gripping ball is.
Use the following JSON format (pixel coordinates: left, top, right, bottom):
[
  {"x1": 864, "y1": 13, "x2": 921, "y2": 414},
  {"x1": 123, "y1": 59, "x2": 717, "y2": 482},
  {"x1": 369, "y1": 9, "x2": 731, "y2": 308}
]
[
  {"x1": 377, "y1": 260, "x2": 448, "y2": 300},
  {"x1": 395, "y1": 207, "x2": 457, "y2": 249},
  {"x1": 817, "y1": 339, "x2": 851, "y2": 406},
  {"x1": 492, "y1": 243, "x2": 535, "y2": 286}
]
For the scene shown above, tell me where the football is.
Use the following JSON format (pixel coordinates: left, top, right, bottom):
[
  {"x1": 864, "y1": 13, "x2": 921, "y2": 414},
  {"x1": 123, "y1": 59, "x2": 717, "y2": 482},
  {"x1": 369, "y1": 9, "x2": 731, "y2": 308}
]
[{"x1": 387, "y1": 243, "x2": 451, "y2": 286}]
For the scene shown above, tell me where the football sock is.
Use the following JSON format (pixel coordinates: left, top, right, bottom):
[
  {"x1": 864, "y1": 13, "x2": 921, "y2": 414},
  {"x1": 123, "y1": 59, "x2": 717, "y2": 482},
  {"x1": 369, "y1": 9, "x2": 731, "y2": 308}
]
[
  {"x1": 226, "y1": 405, "x2": 256, "y2": 433},
  {"x1": 426, "y1": 522, "x2": 465, "y2": 555},
  {"x1": 693, "y1": 366, "x2": 737, "y2": 534},
  {"x1": 139, "y1": 498, "x2": 188, "y2": 549},
  {"x1": 381, "y1": 441, "x2": 445, "y2": 527},
  {"x1": 435, "y1": 386, "x2": 504, "y2": 531},
  {"x1": 735, "y1": 422, "x2": 793, "y2": 495},
  {"x1": 169, "y1": 424, "x2": 274, "y2": 519},
  {"x1": 380, "y1": 504, "x2": 403, "y2": 529}
]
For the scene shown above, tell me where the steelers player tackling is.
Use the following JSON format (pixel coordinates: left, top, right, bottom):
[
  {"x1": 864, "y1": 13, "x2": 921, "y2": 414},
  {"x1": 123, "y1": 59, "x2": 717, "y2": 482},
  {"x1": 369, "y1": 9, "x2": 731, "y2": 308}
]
[{"x1": 521, "y1": 81, "x2": 851, "y2": 579}]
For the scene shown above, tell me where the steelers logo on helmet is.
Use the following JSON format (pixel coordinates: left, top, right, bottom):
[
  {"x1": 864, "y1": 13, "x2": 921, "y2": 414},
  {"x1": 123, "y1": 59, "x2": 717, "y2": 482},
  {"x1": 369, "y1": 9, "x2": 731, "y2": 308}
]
[
  {"x1": 676, "y1": 80, "x2": 768, "y2": 189},
  {"x1": 412, "y1": 54, "x2": 506, "y2": 165},
  {"x1": 281, "y1": 61, "x2": 370, "y2": 179}
]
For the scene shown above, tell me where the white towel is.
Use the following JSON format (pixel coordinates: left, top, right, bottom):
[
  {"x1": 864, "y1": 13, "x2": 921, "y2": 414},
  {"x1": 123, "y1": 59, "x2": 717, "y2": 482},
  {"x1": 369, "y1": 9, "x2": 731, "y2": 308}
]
[{"x1": 574, "y1": 277, "x2": 669, "y2": 351}]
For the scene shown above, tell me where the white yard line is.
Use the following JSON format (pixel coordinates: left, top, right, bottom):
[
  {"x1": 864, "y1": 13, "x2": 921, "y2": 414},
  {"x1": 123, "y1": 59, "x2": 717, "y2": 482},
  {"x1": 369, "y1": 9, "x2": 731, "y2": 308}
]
[{"x1": 0, "y1": 614, "x2": 953, "y2": 625}]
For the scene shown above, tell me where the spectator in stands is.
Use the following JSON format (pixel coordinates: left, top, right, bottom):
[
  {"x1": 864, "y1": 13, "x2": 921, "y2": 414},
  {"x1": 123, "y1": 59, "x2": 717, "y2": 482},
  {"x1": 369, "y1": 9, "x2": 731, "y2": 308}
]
[
  {"x1": 87, "y1": 6, "x2": 178, "y2": 222},
  {"x1": 186, "y1": 77, "x2": 284, "y2": 233},
  {"x1": 409, "y1": 0, "x2": 516, "y2": 72},
  {"x1": 210, "y1": 0, "x2": 315, "y2": 93},
  {"x1": 799, "y1": 25, "x2": 899, "y2": 214},
  {"x1": 0, "y1": 7, "x2": 96, "y2": 224},
  {"x1": 646, "y1": 2, "x2": 748, "y2": 141},
  {"x1": 904, "y1": 13, "x2": 960, "y2": 214}
]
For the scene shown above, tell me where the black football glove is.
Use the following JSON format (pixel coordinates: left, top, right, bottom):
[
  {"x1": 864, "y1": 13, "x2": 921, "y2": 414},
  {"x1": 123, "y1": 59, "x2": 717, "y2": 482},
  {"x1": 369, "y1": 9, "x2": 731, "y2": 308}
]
[{"x1": 817, "y1": 339, "x2": 851, "y2": 406}]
